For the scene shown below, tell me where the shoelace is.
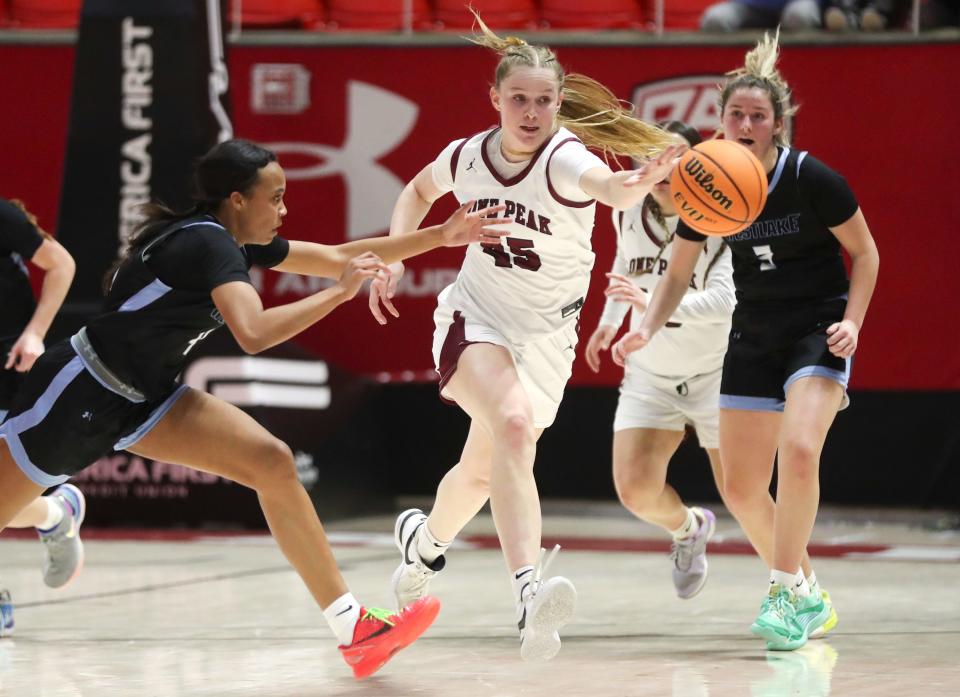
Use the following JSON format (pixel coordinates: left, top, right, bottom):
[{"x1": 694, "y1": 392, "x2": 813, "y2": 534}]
[
  {"x1": 669, "y1": 536, "x2": 696, "y2": 571},
  {"x1": 768, "y1": 588, "x2": 796, "y2": 619},
  {"x1": 528, "y1": 544, "x2": 561, "y2": 601},
  {"x1": 360, "y1": 607, "x2": 395, "y2": 626}
]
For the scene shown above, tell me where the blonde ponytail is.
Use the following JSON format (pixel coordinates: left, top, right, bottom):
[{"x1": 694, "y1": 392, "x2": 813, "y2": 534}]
[
  {"x1": 469, "y1": 9, "x2": 674, "y2": 162},
  {"x1": 559, "y1": 73, "x2": 675, "y2": 161}
]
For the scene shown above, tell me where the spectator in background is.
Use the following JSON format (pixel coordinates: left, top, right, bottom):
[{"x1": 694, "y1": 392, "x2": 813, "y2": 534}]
[
  {"x1": 700, "y1": 0, "x2": 822, "y2": 31},
  {"x1": 824, "y1": 0, "x2": 907, "y2": 30}
]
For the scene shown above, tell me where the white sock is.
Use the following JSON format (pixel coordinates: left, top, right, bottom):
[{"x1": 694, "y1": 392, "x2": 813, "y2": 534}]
[
  {"x1": 806, "y1": 570, "x2": 818, "y2": 591},
  {"x1": 670, "y1": 507, "x2": 700, "y2": 540},
  {"x1": 769, "y1": 569, "x2": 798, "y2": 592},
  {"x1": 36, "y1": 497, "x2": 64, "y2": 532},
  {"x1": 416, "y1": 521, "x2": 451, "y2": 565},
  {"x1": 323, "y1": 592, "x2": 361, "y2": 646},
  {"x1": 793, "y1": 569, "x2": 811, "y2": 597},
  {"x1": 512, "y1": 565, "x2": 535, "y2": 606}
]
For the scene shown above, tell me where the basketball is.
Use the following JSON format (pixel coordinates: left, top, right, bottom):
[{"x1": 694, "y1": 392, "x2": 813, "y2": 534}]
[{"x1": 669, "y1": 139, "x2": 768, "y2": 237}]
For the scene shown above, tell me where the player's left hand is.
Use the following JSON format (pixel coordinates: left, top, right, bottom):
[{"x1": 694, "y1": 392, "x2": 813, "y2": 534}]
[
  {"x1": 826, "y1": 319, "x2": 858, "y2": 358},
  {"x1": 5, "y1": 331, "x2": 44, "y2": 372}
]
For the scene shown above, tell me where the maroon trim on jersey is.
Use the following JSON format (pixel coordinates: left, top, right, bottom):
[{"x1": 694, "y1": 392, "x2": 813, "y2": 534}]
[
  {"x1": 450, "y1": 137, "x2": 470, "y2": 184},
  {"x1": 480, "y1": 128, "x2": 552, "y2": 187},
  {"x1": 640, "y1": 199, "x2": 666, "y2": 247},
  {"x1": 546, "y1": 138, "x2": 595, "y2": 208},
  {"x1": 617, "y1": 210, "x2": 625, "y2": 238}
]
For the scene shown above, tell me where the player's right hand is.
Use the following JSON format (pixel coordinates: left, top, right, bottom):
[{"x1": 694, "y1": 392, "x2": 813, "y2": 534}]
[
  {"x1": 612, "y1": 328, "x2": 652, "y2": 367},
  {"x1": 585, "y1": 324, "x2": 617, "y2": 373},
  {"x1": 368, "y1": 260, "x2": 405, "y2": 325},
  {"x1": 338, "y1": 252, "x2": 392, "y2": 301}
]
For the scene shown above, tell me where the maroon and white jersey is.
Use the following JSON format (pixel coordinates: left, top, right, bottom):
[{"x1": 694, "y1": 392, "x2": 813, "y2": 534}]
[
  {"x1": 600, "y1": 200, "x2": 735, "y2": 379},
  {"x1": 432, "y1": 127, "x2": 604, "y2": 343}
]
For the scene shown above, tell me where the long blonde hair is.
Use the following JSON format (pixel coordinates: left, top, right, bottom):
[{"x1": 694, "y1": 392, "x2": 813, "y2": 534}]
[
  {"x1": 719, "y1": 30, "x2": 797, "y2": 146},
  {"x1": 469, "y1": 11, "x2": 674, "y2": 162}
]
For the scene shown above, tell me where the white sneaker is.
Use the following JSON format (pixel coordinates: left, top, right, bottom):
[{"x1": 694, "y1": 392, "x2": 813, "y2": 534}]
[
  {"x1": 390, "y1": 509, "x2": 445, "y2": 610},
  {"x1": 518, "y1": 546, "x2": 577, "y2": 662}
]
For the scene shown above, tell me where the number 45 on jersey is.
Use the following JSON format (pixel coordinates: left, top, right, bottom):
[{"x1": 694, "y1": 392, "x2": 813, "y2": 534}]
[{"x1": 482, "y1": 238, "x2": 542, "y2": 272}]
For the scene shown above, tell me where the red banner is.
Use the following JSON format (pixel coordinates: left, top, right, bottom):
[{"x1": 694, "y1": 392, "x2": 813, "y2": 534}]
[{"x1": 2, "y1": 40, "x2": 958, "y2": 390}]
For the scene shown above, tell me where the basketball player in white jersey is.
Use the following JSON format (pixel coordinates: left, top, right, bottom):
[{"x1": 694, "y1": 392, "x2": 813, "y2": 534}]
[
  {"x1": 584, "y1": 121, "x2": 734, "y2": 600},
  {"x1": 368, "y1": 13, "x2": 684, "y2": 661}
]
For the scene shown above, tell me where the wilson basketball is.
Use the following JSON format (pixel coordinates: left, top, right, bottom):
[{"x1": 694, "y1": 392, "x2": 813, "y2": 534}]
[{"x1": 669, "y1": 139, "x2": 768, "y2": 237}]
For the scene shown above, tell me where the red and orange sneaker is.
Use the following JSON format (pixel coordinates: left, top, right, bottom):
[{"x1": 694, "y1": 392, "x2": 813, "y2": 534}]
[{"x1": 338, "y1": 596, "x2": 441, "y2": 680}]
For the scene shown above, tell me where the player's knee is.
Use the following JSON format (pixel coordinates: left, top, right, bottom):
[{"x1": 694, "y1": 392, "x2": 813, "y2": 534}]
[
  {"x1": 722, "y1": 477, "x2": 764, "y2": 513},
  {"x1": 250, "y1": 438, "x2": 298, "y2": 492},
  {"x1": 778, "y1": 438, "x2": 820, "y2": 482},
  {"x1": 778, "y1": 438, "x2": 820, "y2": 468},
  {"x1": 497, "y1": 412, "x2": 535, "y2": 451},
  {"x1": 613, "y1": 471, "x2": 660, "y2": 513}
]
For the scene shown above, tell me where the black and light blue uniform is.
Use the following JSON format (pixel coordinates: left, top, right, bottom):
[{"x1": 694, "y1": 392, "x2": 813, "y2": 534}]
[
  {"x1": 0, "y1": 198, "x2": 45, "y2": 415},
  {"x1": 675, "y1": 147, "x2": 860, "y2": 412},
  {"x1": 0, "y1": 214, "x2": 289, "y2": 486}
]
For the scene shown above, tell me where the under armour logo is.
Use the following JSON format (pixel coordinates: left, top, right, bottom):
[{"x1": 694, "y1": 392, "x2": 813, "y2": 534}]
[
  {"x1": 266, "y1": 81, "x2": 418, "y2": 241},
  {"x1": 675, "y1": 382, "x2": 689, "y2": 397},
  {"x1": 81, "y1": 411, "x2": 93, "y2": 421},
  {"x1": 466, "y1": 158, "x2": 477, "y2": 172}
]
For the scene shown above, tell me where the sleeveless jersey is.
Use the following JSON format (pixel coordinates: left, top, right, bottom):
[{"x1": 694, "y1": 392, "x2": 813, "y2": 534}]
[
  {"x1": 84, "y1": 215, "x2": 289, "y2": 401},
  {"x1": 676, "y1": 147, "x2": 858, "y2": 305},
  {"x1": 436, "y1": 127, "x2": 601, "y2": 343},
  {"x1": 607, "y1": 200, "x2": 734, "y2": 379}
]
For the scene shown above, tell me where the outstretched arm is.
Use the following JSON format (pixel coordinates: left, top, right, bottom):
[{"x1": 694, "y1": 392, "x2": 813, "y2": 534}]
[
  {"x1": 579, "y1": 144, "x2": 686, "y2": 211},
  {"x1": 273, "y1": 199, "x2": 506, "y2": 279},
  {"x1": 213, "y1": 253, "x2": 390, "y2": 355}
]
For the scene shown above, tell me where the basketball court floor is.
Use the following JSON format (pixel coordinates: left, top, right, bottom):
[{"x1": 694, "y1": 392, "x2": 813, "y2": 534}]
[{"x1": 1, "y1": 502, "x2": 958, "y2": 696}]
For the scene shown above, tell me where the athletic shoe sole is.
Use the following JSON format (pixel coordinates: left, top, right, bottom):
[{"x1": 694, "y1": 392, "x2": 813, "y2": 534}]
[
  {"x1": 46, "y1": 484, "x2": 87, "y2": 589},
  {"x1": 340, "y1": 596, "x2": 441, "y2": 680},
  {"x1": 520, "y1": 577, "x2": 576, "y2": 662}
]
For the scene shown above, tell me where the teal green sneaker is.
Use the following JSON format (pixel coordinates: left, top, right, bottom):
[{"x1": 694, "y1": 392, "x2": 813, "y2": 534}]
[
  {"x1": 751, "y1": 584, "x2": 831, "y2": 651},
  {"x1": 793, "y1": 589, "x2": 832, "y2": 644},
  {"x1": 751, "y1": 584, "x2": 804, "y2": 650},
  {"x1": 809, "y1": 588, "x2": 838, "y2": 639}
]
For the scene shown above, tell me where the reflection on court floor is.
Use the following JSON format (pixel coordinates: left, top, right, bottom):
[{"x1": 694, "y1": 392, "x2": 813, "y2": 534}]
[{"x1": 1, "y1": 504, "x2": 957, "y2": 696}]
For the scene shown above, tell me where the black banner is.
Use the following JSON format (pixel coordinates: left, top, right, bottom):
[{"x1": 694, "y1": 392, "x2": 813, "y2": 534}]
[{"x1": 57, "y1": 0, "x2": 230, "y2": 305}]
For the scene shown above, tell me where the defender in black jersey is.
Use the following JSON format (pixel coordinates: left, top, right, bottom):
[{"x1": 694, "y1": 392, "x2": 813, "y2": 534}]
[
  {"x1": 0, "y1": 198, "x2": 88, "y2": 598},
  {"x1": 0, "y1": 198, "x2": 75, "y2": 411},
  {"x1": 613, "y1": 34, "x2": 878, "y2": 652},
  {"x1": 0, "y1": 140, "x2": 508, "y2": 678}
]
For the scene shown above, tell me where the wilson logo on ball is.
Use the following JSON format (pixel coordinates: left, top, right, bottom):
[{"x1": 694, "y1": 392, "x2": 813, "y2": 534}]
[
  {"x1": 670, "y1": 140, "x2": 768, "y2": 237},
  {"x1": 682, "y1": 157, "x2": 734, "y2": 211}
]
